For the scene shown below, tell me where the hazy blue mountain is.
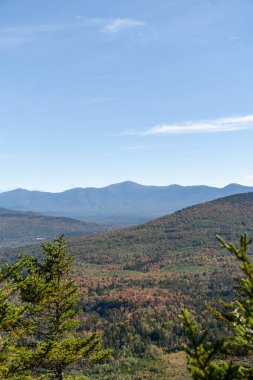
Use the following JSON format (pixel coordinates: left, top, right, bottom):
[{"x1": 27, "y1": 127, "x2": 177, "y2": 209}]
[{"x1": 0, "y1": 181, "x2": 252, "y2": 225}]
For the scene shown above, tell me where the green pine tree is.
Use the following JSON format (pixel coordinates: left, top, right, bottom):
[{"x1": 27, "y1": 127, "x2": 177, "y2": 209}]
[
  {"x1": 181, "y1": 234, "x2": 253, "y2": 379},
  {"x1": 0, "y1": 256, "x2": 37, "y2": 379},
  {"x1": 9, "y1": 235, "x2": 111, "y2": 379}
]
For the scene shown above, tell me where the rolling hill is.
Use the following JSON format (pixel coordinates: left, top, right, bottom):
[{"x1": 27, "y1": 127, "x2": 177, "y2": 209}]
[
  {"x1": 0, "y1": 207, "x2": 35, "y2": 216},
  {"x1": 0, "y1": 182, "x2": 252, "y2": 225},
  {"x1": 0, "y1": 211, "x2": 110, "y2": 247},
  {"x1": 65, "y1": 191, "x2": 253, "y2": 272}
]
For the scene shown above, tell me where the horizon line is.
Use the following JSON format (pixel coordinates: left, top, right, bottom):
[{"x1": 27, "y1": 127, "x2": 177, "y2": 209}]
[{"x1": 0, "y1": 181, "x2": 251, "y2": 194}]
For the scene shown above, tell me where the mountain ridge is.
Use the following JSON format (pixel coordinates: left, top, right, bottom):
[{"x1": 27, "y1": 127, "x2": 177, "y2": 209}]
[{"x1": 0, "y1": 182, "x2": 252, "y2": 225}]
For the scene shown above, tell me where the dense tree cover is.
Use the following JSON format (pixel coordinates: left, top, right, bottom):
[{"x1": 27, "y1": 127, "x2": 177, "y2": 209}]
[
  {"x1": 182, "y1": 234, "x2": 253, "y2": 379},
  {"x1": 1, "y1": 194, "x2": 253, "y2": 378},
  {"x1": 0, "y1": 236, "x2": 110, "y2": 379}
]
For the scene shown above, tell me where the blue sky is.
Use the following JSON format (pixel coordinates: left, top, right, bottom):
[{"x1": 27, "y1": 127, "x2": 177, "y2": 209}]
[{"x1": 1, "y1": 0, "x2": 253, "y2": 192}]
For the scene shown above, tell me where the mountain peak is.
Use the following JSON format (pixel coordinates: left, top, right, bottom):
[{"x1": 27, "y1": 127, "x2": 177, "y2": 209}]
[
  {"x1": 106, "y1": 181, "x2": 141, "y2": 189},
  {"x1": 223, "y1": 183, "x2": 245, "y2": 190}
]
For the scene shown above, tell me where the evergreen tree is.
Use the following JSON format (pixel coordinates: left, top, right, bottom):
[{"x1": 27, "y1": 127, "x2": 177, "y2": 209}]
[
  {"x1": 182, "y1": 234, "x2": 253, "y2": 379},
  {"x1": 0, "y1": 267, "x2": 18, "y2": 377},
  {"x1": 0, "y1": 260, "x2": 32, "y2": 379},
  {"x1": 9, "y1": 235, "x2": 111, "y2": 379}
]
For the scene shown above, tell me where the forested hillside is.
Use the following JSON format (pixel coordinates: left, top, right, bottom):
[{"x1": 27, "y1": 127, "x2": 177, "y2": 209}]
[
  {"x1": 0, "y1": 212, "x2": 109, "y2": 247},
  {"x1": 70, "y1": 192, "x2": 253, "y2": 269},
  {"x1": 2, "y1": 193, "x2": 253, "y2": 378}
]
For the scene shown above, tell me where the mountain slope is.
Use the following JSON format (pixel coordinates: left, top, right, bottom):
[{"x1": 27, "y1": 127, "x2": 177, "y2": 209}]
[
  {"x1": 0, "y1": 212, "x2": 109, "y2": 247},
  {"x1": 0, "y1": 207, "x2": 33, "y2": 216},
  {"x1": 62, "y1": 192, "x2": 253, "y2": 366},
  {"x1": 0, "y1": 182, "x2": 252, "y2": 225},
  {"x1": 67, "y1": 192, "x2": 253, "y2": 271}
]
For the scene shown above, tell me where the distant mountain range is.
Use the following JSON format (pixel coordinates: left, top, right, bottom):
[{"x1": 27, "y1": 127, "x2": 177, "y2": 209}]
[{"x1": 0, "y1": 181, "x2": 253, "y2": 225}]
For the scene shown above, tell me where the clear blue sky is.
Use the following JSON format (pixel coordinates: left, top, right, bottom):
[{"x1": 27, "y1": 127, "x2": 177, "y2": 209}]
[{"x1": 1, "y1": 0, "x2": 253, "y2": 192}]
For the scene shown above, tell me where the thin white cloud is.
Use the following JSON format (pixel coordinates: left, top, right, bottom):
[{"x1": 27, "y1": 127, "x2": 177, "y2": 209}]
[
  {"x1": 245, "y1": 175, "x2": 253, "y2": 180},
  {"x1": 125, "y1": 114, "x2": 253, "y2": 136},
  {"x1": 0, "y1": 17, "x2": 146, "y2": 49},
  {"x1": 103, "y1": 18, "x2": 146, "y2": 33}
]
